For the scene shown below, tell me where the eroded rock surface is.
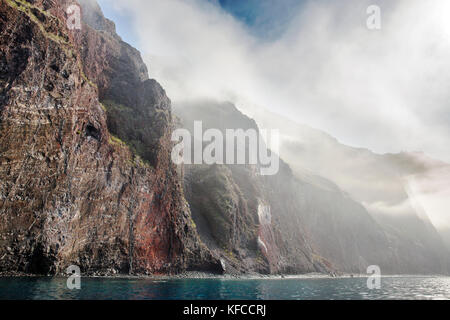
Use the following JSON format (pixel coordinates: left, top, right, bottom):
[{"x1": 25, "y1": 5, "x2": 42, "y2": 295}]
[
  {"x1": 0, "y1": 0, "x2": 221, "y2": 275},
  {"x1": 176, "y1": 101, "x2": 334, "y2": 275},
  {"x1": 175, "y1": 100, "x2": 450, "y2": 275}
]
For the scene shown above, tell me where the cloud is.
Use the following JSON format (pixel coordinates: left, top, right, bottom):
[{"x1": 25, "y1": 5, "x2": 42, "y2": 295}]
[
  {"x1": 98, "y1": 0, "x2": 450, "y2": 164},
  {"x1": 406, "y1": 167, "x2": 450, "y2": 231},
  {"x1": 92, "y1": 0, "x2": 450, "y2": 231}
]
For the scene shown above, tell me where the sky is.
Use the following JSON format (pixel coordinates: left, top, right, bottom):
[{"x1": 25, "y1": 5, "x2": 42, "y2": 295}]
[
  {"x1": 96, "y1": 0, "x2": 450, "y2": 164},
  {"x1": 97, "y1": 0, "x2": 140, "y2": 48},
  {"x1": 97, "y1": 0, "x2": 307, "y2": 46},
  {"x1": 207, "y1": 0, "x2": 306, "y2": 39}
]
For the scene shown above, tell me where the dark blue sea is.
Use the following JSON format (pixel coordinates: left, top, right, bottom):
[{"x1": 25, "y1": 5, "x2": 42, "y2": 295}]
[{"x1": 1, "y1": 276, "x2": 450, "y2": 300}]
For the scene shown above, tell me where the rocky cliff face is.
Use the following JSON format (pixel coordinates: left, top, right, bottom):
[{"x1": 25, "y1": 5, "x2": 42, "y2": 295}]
[
  {"x1": 1, "y1": 0, "x2": 448, "y2": 277},
  {"x1": 175, "y1": 100, "x2": 450, "y2": 275},
  {"x1": 241, "y1": 104, "x2": 450, "y2": 275},
  {"x1": 0, "y1": 0, "x2": 221, "y2": 275},
  {"x1": 175, "y1": 101, "x2": 334, "y2": 275}
]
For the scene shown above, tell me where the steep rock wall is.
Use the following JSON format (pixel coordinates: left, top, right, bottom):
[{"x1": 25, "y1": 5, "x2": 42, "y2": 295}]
[
  {"x1": 0, "y1": 0, "x2": 220, "y2": 275},
  {"x1": 176, "y1": 101, "x2": 334, "y2": 275}
]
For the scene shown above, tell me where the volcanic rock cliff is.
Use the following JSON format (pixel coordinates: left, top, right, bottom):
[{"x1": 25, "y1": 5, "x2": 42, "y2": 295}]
[
  {"x1": 175, "y1": 101, "x2": 334, "y2": 275},
  {"x1": 1, "y1": 0, "x2": 448, "y2": 277},
  {"x1": 174, "y1": 100, "x2": 450, "y2": 275},
  {"x1": 0, "y1": 0, "x2": 221, "y2": 275},
  {"x1": 243, "y1": 105, "x2": 450, "y2": 275}
]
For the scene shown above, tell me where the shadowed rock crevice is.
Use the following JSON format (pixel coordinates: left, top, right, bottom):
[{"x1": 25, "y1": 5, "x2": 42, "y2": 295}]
[
  {"x1": 27, "y1": 243, "x2": 56, "y2": 275},
  {"x1": 85, "y1": 123, "x2": 101, "y2": 141}
]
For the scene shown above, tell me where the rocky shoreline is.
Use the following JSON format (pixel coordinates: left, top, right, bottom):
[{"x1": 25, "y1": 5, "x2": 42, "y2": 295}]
[
  {"x1": 0, "y1": 270, "x2": 376, "y2": 280},
  {"x1": 0, "y1": 270, "x2": 332, "y2": 278}
]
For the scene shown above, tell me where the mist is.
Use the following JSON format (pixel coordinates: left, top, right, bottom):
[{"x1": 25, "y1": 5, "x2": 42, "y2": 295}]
[
  {"x1": 96, "y1": 0, "x2": 450, "y2": 231},
  {"x1": 99, "y1": 0, "x2": 450, "y2": 162}
]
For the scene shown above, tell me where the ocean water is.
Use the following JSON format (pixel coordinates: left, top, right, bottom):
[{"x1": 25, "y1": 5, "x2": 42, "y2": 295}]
[{"x1": 1, "y1": 276, "x2": 450, "y2": 300}]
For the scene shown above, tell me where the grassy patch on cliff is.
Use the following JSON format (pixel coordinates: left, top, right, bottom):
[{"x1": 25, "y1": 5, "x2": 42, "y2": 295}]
[
  {"x1": 189, "y1": 166, "x2": 235, "y2": 247},
  {"x1": 109, "y1": 135, "x2": 127, "y2": 147},
  {"x1": 6, "y1": 0, "x2": 70, "y2": 46},
  {"x1": 5, "y1": 0, "x2": 97, "y2": 90},
  {"x1": 102, "y1": 100, "x2": 155, "y2": 167},
  {"x1": 187, "y1": 165, "x2": 257, "y2": 250}
]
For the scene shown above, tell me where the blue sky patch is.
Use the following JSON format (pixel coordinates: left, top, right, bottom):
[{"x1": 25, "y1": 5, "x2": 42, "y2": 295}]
[{"x1": 210, "y1": 0, "x2": 305, "y2": 39}]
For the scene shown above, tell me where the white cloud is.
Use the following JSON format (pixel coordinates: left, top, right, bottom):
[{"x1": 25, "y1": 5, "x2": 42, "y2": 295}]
[
  {"x1": 101, "y1": 0, "x2": 450, "y2": 163},
  {"x1": 406, "y1": 167, "x2": 450, "y2": 231}
]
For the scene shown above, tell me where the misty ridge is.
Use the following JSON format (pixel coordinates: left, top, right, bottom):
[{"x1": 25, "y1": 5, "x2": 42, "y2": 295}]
[
  {"x1": 170, "y1": 117, "x2": 280, "y2": 176},
  {"x1": 0, "y1": 0, "x2": 449, "y2": 278},
  {"x1": 105, "y1": 0, "x2": 450, "y2": 248}
]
